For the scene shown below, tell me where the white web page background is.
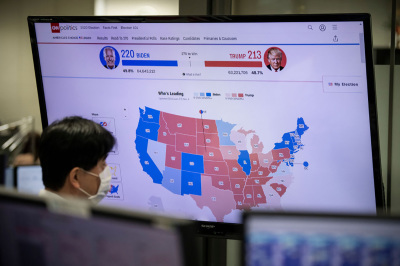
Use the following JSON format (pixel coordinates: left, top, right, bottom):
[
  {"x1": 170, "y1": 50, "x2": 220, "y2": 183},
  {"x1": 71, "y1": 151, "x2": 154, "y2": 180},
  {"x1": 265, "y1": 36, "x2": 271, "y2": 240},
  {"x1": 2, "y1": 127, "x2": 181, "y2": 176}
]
[{"x1": 34, "y1": 20, "x2": 377, "y2": 222}]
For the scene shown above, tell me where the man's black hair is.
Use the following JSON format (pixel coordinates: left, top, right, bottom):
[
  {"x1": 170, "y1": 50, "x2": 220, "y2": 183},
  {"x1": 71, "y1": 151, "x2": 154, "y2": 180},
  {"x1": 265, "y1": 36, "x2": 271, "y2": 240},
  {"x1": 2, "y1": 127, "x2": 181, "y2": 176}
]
[{"x1": 39, "y1": 116, "x2": 115, "y2": 191}]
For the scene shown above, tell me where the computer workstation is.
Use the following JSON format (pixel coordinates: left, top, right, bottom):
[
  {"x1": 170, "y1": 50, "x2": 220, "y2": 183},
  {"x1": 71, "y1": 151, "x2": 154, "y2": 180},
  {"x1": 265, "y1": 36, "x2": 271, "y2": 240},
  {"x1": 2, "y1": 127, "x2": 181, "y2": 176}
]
[{"x1": 0, "y1": 187, "x2": 197, "y2": 266}]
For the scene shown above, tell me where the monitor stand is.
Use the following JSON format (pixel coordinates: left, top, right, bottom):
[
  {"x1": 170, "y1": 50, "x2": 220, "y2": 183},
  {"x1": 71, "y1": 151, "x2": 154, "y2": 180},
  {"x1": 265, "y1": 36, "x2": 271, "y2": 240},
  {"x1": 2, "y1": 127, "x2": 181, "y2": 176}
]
[{"x1": 195, "y1": 237, "x2": 227, "y2": 266}]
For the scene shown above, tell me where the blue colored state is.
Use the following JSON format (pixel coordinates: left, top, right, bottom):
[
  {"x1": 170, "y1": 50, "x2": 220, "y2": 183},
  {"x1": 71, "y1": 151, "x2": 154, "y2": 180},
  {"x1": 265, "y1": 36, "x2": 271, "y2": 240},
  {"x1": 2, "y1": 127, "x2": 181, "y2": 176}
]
[
  {"x1": 296, "y1": 117, "x2": 309, "y2": 136},
  {"x1": 274, "y1": 118, "x2": 309, "y2": 153},
  {"x1": 162, "y1": 167, "x2": 182, "y2": 195},
  {"x1": 238, "y1": 150, "x2": 251, "y2": 175},
  {"x1": 216, "y1": 119, "x2": 236, "y2": 146},
  {"x1": 181, "y1": 152, "x2": 204, "y2": 173},
  {"x1": 136, "y1": 118, "x2": 160, "y2": 141},
  {"x1": 181, "y1": 171, "x2": 202, "y2": 196},
  {"x1": 274, "y1": 132, "x2": 295, "y2": 152},
  {"x1": 135, "y1": 136, "x2": 163, "y2": 184},
  {"x1": 140, "y1": 107, "x2": 161, "y2": 124}
]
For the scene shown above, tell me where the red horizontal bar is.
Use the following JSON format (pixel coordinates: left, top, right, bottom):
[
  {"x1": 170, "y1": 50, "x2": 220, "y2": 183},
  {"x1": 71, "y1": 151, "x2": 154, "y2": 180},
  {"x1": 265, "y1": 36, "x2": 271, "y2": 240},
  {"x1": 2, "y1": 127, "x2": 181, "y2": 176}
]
[{"x1": 204, "y1": 61, "x2": 263, "y2": 67}]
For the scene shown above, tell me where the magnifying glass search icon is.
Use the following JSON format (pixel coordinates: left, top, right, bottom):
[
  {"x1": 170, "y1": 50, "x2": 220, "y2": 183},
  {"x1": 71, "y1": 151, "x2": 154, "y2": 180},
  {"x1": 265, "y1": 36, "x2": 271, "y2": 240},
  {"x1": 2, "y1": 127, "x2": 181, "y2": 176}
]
[{"x1": 308, "y1": 25, "x2": 313, "y2": 30}]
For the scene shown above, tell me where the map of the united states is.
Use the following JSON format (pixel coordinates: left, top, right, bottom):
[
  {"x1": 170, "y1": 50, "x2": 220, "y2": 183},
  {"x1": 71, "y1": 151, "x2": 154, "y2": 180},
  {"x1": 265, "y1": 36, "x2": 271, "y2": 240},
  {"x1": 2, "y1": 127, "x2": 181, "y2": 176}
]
[{"x1": 135, "y1": 106, "x2": 309, "y2": 222}]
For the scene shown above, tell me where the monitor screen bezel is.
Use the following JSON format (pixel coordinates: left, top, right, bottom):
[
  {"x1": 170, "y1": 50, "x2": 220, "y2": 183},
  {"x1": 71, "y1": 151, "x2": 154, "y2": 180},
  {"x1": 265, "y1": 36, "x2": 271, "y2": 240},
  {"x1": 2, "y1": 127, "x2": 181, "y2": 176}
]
[{"x1": 28, "y1": 14, "x2": 385, "y2": 239}]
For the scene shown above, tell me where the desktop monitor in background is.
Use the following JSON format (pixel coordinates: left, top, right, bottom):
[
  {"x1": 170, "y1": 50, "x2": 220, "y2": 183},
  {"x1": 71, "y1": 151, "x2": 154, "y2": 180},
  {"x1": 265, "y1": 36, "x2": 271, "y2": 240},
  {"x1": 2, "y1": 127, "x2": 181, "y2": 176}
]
[
  {"x1": 13, "y1": 165, "x2": 44, "y2": 194},
  {"x1": 4, "y1": 166, "x2": 14, "y2": 189},
  {"x1": 0, "y1": 152, "x2": 7, "y2": 186},
  {"x1": 91, "y1": 204, "x2": 198, "y2": 266},
  {"x1": 28, "y1": 14, "x2": 385, "y2": 238},
  {"x1": 0, "y1": 187, "x2": 196, "y2": 266},
  {"x1": 243, "y1": 212, "x2": 400, "y2": 266},
  {"x1": 0, "y1": 152, "x2": 14, "y2": 190}
]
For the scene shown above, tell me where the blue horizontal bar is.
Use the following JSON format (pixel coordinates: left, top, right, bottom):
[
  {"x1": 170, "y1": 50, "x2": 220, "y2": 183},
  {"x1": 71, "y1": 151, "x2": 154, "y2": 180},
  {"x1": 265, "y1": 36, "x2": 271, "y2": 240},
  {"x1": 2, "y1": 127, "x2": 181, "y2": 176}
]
[{"x1": 122, "y1": 60, "x2": 178, "y2": 66}]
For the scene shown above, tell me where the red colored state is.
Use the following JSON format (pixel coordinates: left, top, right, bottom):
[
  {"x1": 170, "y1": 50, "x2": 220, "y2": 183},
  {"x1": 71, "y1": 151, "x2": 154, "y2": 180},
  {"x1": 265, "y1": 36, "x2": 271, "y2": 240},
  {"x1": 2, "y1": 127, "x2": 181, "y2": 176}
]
[
  {"x1": 162, "y1": 112, "x2": 196, "y2": 136},
  {"x1": 270, "y1": 183, "x2": 287, "y2": 197},
  {"x1": 248, "y1": 176, "x2": 273, "y2": 186},
  {"x1": 258, "y1": 151, "x2": 274, "y2": 168},
  {"x1": 165, "y1": 145, "x2": 182, "y2": 169},
  {"x1": 196, "y1": 146, "x2": 224, "y2": 161},
  {"x1": 196, "y1": 119, "x2": 218, "y2": 133},
  {"x1": 269, "y1": 160, "x2": 281, "y2": 173},
  {"x1": 250, "y1": 135, "x2": 264, "y2": 154},
  {"x1": 249, "y1": 153, "x2": 260, "y2": 171},
  {"x1": 243, "y1": 186, "x2": 255, "y2": 206},
  {"x1": 253, "y1": 186, "x2": 267, "y2": 205},
  {"x1": 230, "y1": 178, "x2": 245, "y2": 194},
  {"x1": 249, "y1": 166, "x2": 271, "y2": 179},
  {"x1": 234, "y1": 194, "x2": 251, "y2": 210},
  {"x1": 191, "y1": 176, "x2": 236, "y2": 222},
  {"x1": 210, "y1": 175, "x2": 231, "y2": 190},
  {"x1": 197, "y1": 132, "x2": 220, "y2": 148},
  {"x1": 175, "y1": 133, "x2": 197, "y2": 154},
  {"x1": 226, "y1": 160, "x2": 248, "y2": 179},
  {"x1": 220, "y1": 146, "x2": 240, "y2": 160},
  {"x1": 157, "y1": 115, "x2": 175, "y2": 146},
  {"x1": 204, "y1": 161, "x2": 229, "y2": 175},
  {"x1": 272, "y1": 148, "x2": 291, "y2": 161}
]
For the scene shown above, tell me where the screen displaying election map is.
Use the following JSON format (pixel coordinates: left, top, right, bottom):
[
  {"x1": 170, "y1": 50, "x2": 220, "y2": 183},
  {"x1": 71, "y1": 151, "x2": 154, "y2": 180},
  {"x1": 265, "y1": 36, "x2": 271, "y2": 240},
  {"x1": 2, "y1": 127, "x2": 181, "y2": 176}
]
[{"x1": 29, "y1": 15, "x2": 384, "y2": 227}]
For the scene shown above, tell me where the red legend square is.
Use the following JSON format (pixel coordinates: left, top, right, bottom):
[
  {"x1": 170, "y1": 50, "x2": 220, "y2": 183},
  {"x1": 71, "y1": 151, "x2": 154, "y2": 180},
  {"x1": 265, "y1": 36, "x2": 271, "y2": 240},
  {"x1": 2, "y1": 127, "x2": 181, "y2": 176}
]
[{"x1": 51, "y1": 23, "x2": 60, "y2": 33}]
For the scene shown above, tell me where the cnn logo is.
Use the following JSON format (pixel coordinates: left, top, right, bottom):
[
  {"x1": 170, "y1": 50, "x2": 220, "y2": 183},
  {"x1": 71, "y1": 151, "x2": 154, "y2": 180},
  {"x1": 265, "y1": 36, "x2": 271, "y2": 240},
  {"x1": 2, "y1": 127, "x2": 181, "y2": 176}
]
[{"x1": 51, "y1": 23, "x2": 60, "y2": 33}]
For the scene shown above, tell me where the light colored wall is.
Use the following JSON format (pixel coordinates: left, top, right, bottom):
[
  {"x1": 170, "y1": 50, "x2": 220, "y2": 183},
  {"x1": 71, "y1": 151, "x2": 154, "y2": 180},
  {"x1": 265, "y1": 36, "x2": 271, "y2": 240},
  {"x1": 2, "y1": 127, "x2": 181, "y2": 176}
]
[
  {"x1": 95, "y1": 0, "x2": 179, "y2": 15},
  {"x1": 0, "y1": 0, "x2": 94, "y2": 131},
  {"x1": 232, "y1": 0, "x2": 392, "y2": 47}
]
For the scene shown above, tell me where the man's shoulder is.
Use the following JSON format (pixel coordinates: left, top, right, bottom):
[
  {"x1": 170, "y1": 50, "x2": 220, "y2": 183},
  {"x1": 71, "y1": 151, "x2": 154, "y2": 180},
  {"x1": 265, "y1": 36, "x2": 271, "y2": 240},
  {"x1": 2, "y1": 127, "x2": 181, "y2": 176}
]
[{"x1": 39, "y1": 189, "x2": 65, "y2": 201}]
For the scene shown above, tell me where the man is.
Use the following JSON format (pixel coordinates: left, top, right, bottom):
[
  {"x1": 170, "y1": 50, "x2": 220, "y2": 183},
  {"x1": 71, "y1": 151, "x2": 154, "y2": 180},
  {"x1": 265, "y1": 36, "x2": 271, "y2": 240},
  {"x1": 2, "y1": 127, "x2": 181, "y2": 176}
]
[
  {"x1": 39, "y1": 116, "x2": 115, "y2": 203},
  {"x1": 103, "y1": 47, "x2": 117, "y2": 69},
  {"x1": 267, "y1": 48, "x2": 284, "y2": 72}
]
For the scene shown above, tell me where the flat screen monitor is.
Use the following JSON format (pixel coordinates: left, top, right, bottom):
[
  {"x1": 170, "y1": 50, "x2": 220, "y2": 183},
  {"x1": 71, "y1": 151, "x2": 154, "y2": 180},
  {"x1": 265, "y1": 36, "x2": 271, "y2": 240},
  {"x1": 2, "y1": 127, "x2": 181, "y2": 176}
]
[
  {"x1": 91, "y1": 204, "x2": 198, "y2": 266},
  {"x1": 0, "y1": 152, "x2": 7, "y2": 186},
  {"x1": 0, "y1": 187, "x2": 195, "y2": 266},
  {"x1": 243, "y1": 211, "x2": 400, "y2": 266},
  {"x1": 28, "y1": 14, "x2": 385, "y2": 238},
  {"x1": 4, "y1": 166, "x2": 14, "y2": 189},
  {"x1": 13, "y1": 165, "x2": 44, "y2": 195}
]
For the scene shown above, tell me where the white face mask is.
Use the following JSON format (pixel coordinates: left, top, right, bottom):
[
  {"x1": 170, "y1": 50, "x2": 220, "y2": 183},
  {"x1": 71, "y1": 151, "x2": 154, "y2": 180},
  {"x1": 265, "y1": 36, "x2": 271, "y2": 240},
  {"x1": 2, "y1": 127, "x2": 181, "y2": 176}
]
[{"x1": 78, "y1": 166, "x2": 112, "y2": 204}]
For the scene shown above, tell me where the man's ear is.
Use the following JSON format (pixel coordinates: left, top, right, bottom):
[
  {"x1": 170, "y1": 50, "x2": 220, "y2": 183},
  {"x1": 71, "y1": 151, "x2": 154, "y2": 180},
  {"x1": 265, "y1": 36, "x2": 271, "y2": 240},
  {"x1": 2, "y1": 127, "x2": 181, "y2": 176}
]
[{"x1": 67, "y1": 167, "x2": 81, "y2": 189}]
